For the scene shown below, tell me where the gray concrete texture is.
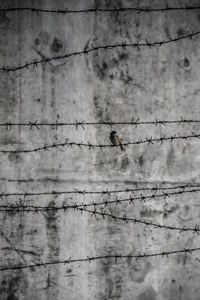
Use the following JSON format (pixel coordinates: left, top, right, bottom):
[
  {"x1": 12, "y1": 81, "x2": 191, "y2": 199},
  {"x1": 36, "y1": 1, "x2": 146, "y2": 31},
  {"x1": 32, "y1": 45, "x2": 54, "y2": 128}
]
[{"x1": 0, "y1": 0, "x2": 200, "y2": 299}]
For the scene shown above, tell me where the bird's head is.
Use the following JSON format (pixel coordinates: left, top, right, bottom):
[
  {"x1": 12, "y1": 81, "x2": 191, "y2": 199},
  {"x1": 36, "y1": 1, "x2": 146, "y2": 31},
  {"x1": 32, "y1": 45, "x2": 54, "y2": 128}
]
[{"x1": 110, "y1": 131, "x2": 117, "y2": 137}]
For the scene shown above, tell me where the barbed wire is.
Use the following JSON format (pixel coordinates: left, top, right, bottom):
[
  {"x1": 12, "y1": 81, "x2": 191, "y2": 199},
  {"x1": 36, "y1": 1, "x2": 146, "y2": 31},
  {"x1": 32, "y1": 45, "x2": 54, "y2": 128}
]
[
  {"x1": 1, "y1": 31, "x2": 200, "y2": 73},
  {"x1": 75, "y1": 207, "x2": 200, "y2": 234},
  {"x1": 1, "y1": 246, "x2": 200, "y2": 271},
  {"x1": 1, "y1": 117, "x2": 200, "y2": 130},
  {"x1": 1, "y1": 5, "x2": 200, "y2": 15},
  {"x1": 0, "y1": 133, "x2": 200, "y2": 154},
  {"x1": 1, "y1": 2, "x2": 200, "y2": 282},
  {"x1": 2, "y1": 197, "x2": 200, "y2": 234},
  {"x1": 1, "y1": 187, "x2": 200, "y2": 210},
  {"x1": 0, "y1": 183, "x2": 199, "y2": 198}
]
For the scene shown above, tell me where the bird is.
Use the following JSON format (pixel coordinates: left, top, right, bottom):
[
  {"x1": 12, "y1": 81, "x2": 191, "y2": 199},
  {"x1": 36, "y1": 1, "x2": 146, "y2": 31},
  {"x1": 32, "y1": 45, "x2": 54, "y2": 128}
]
[{"x1": 109, "y1": 131, "x2": 125, "y2": 151}]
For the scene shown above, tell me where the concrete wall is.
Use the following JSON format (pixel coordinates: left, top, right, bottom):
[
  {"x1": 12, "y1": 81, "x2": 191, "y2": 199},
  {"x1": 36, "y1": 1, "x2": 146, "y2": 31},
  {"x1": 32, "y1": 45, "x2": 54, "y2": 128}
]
[{"x1": 0, "y1": 0, "x2": 200, "y2": 299}]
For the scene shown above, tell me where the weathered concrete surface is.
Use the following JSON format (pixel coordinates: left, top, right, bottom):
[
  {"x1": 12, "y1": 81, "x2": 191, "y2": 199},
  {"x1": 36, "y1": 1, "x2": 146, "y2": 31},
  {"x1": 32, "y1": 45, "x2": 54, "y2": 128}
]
[{"x1": 0, "y1": 0, "x2": 200, "y2": 299}]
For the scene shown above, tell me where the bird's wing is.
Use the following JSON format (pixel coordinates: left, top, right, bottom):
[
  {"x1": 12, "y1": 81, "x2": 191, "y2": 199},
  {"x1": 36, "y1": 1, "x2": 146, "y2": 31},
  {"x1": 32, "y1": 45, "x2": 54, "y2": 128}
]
[{"x1": 116, "y1": 135, "x2": 122, "y2": 144}]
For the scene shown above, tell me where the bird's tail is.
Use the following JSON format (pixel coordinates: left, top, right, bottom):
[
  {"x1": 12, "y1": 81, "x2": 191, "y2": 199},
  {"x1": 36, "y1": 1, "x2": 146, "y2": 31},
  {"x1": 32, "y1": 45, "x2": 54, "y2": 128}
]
[{"x1": 119, "y1": 142, "x2": 125, "y2": 151}]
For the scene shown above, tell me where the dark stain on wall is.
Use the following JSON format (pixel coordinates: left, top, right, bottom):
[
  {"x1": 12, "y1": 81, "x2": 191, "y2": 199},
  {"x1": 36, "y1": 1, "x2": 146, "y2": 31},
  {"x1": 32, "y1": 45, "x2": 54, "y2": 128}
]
[
  {"x1": 51, "y1": 37, "x2": 63, "y2": 54},
  {"x1": 99, "y1": 258, "x2": 123, "y2": 299},
  {"x1": 138, "y1": 286, "x2": 157, "y2": 300},
  {"x1": 176, "y1": 253, "x2": 191, "y2": 266},
  {"x1": 166, "y1": 145, "x2": 175, "y2": 168},
  {"x1": 127, "y1": 257, "x2": 153, "y2": 283},
  {"x1": 121, "y1": 156, "x2": 129, "y2": 171},
  {"x1": 0, "y1": 274, "x2": 28, "y2": 300},
  {"x1": 138, "y1": 155, "x2": 144, "y2": 167},
  {"x1": 33, "y1": 32, "x2": 66, "y2": 67},
  {"x1": 44, "y1": 201, "x2": 60, "y2": 299},
  {"x1": 93, "y1": 60, "x2": 108, "y2": 80},
  {"x1": 93, "y1": 95, "x2": 110, "y2": 121},
  {"x1": 0, "y1": 13, "x2": 10, "y2": 29},
  {"x1": 8, "y1": 153, "x2": 23, "y2": 164}
]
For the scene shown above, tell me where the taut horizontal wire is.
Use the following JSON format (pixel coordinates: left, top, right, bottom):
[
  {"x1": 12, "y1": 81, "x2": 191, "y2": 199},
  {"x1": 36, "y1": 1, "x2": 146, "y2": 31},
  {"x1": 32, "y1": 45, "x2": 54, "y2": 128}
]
[
  {"x1": 1, "y1": 246, "x2": 200, "y2": 271},
  {"x1": 1, "y1": 118, "x2": 200, "y2": 130},
  {"x1": 1, "y1": 5, "x2": 200, "y2": 14},
  {"x1": 1, "y1": 31, "x2": 200, "y2": 73},
  {"x1": 0, "y1": 183, "x2": 199, "y2": 198},
  {"x1": 1, "y1": 188, "x2": 200, "y2": 210},
  {"x1": 0, "y1": 133, "x2": 200, "y2": 154}
]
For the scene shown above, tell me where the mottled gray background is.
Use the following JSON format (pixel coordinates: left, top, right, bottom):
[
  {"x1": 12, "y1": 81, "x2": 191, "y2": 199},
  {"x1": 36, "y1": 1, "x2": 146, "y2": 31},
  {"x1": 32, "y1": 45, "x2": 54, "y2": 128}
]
[{"x1": 1, "y1": 0, "x2": 200, "y2": 299}]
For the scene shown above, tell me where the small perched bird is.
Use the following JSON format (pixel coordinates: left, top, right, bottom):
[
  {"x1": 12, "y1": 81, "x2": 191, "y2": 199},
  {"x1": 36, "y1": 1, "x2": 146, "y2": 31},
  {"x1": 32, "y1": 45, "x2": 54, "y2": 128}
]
[{"x1": 110, "y1": 131, "x2": 125, "y2": 151}]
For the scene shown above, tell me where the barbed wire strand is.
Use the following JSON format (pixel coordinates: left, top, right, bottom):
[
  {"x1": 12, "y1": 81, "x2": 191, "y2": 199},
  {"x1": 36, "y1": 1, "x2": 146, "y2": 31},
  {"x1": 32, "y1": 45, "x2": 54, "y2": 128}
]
[
  {"x1": 1, "y1": 117, "x2": 200, "y2": 130},
  {"x1": 1, "y1": 183, "x2": 199, "y2": 198},
  {"x1": 1, "y1": 31, "x2": 200, "y2": 73},
  {"x1": 2, "y1": 199, "x2": 200, "y2": 234},
  {"x1": 0, "y1": 133, "x2": 200, "y2": 154},
  {"x1": 74, "y1": 207, "x2": 200, "y2": 234},
  {"x1": 1, "y1": 5, "x2": 200, "y2": 15},
  {"x1": 1, "y1": 246, "x2": 200, "y2": 271},
  {"x1": 1, "y1": 187, "x2": 200, "y2": 209}
]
